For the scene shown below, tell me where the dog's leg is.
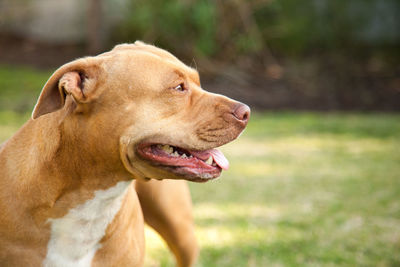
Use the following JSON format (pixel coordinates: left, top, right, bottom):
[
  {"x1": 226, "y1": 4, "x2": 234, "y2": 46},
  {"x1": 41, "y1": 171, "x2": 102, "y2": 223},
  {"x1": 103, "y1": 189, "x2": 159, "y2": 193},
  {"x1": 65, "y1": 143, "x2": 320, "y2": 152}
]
[{"x1": 135, "y1": 179, "x2": 198, "y2": 267}]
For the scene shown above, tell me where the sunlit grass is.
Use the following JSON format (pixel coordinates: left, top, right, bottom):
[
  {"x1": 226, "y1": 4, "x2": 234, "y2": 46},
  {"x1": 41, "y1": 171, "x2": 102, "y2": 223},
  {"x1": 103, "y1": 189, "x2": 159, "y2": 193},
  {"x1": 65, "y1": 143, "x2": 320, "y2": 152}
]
[
  {"x1": 140, "y1": 112, "x2": 400, "y2": 266},
  {"x1": 1, "y1": 105, "x2": 399, "y2": 266}
]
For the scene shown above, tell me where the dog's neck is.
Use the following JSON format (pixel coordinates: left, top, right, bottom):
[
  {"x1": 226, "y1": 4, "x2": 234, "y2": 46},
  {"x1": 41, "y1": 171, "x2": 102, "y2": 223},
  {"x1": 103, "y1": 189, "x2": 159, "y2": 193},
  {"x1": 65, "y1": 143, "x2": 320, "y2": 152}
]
[
  {"x1": 0, "y1": 113, "x2": 137, "y2": 264},
  {"x1": 0, "y1": 113, "x2": 132, "y2": 226}
]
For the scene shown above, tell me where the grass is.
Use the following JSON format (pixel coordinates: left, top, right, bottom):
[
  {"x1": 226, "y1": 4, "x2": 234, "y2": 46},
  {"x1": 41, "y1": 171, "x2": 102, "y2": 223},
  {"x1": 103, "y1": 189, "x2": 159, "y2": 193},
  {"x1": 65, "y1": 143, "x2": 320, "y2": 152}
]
[
  {"x1": 0, "y1": 65, "x2": 399, "y2": 266},
  {"x1": 145, "y1": 112, "x2": 400, "y2": 267},
  {"x1": 0, "y1": 64, "x2": 51, "y2": 113}
]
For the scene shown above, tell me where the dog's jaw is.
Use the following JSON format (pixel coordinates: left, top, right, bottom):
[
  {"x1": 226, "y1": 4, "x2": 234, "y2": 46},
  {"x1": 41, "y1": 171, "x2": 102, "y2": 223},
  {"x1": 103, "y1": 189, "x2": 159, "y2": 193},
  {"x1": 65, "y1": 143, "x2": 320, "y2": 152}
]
[
  {"x1": 120, "y1": 137, "x2": 222, "y2": 182},
  {"x1": 136, "y1": 143, "x2": 224, "y2": 182}
]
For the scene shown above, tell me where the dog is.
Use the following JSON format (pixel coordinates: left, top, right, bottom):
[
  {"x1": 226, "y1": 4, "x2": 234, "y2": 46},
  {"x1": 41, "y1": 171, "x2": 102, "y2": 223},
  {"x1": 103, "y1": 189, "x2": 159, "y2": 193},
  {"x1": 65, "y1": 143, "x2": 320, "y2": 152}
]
[{"x1": 0, "y1": 41, "x2": 250, "y2": 266}]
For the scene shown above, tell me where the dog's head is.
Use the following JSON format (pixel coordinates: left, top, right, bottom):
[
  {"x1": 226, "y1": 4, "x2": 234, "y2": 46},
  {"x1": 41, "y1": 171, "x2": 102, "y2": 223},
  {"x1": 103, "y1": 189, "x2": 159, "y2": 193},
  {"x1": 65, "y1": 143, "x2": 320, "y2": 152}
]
[{"x1": 32, "y1": 41, "x2": 250, "y2": 182}]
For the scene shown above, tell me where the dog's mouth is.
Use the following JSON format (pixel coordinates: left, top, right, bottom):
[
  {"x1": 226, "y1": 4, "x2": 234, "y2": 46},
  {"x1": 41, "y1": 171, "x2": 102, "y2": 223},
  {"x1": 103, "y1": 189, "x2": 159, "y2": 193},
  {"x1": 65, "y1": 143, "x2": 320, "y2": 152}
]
[{"x1": 136, "y1": 143, "x2": 229, "y2": 182}]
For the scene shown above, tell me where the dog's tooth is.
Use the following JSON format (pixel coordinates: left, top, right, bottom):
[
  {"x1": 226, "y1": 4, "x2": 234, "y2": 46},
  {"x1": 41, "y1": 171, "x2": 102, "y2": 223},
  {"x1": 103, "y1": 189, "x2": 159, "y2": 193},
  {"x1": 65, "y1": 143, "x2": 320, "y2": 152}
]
[
  {"x1": 181, "y1": 154, "x2": 187, "y2": 159},
  {"x1": 162, "y1": 145, "x2": 173, "y2": 154},
  {"x1": 205, "y1": 156, "x2": 213, "y2": 165},
  {"x1": 172, "y1": 151, "x2": 179, "y2": 157}
]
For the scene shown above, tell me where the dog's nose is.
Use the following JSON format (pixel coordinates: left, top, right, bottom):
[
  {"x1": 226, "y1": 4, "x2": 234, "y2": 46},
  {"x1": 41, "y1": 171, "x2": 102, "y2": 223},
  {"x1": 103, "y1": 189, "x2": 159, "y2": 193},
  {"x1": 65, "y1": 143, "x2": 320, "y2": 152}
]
[{"x1": 232, "y1": 103, "x2": 250, "y2": 124}]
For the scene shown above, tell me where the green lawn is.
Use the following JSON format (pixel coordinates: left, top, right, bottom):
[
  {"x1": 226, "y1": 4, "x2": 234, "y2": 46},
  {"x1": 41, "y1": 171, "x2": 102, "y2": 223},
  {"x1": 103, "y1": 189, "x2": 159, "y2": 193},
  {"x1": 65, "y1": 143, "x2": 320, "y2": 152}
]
[
  {"x1": 146, "y1": 112, "x2": 400, "y2": 267},
  {"x1": 0, "y1": 64, "x2": 51, "y2": 113},
  {"x1": 0, "y1": 65, "x2": 399, "y2": 266}
]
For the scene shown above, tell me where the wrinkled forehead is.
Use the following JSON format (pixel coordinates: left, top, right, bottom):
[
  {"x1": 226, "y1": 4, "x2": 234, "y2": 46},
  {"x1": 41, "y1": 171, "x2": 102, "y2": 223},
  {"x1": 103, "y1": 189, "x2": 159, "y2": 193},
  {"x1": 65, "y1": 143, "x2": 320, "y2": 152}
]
[{"x1": 101, "y1": 43, "x2": 200, "y2": 83}]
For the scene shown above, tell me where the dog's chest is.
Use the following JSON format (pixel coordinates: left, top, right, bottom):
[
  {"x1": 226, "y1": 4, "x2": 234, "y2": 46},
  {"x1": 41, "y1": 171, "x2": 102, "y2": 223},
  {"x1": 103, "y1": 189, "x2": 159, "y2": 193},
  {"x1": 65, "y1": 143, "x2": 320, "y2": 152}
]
[{"x1": 43, "y1": 181, "x2": 131, "y2": 267}]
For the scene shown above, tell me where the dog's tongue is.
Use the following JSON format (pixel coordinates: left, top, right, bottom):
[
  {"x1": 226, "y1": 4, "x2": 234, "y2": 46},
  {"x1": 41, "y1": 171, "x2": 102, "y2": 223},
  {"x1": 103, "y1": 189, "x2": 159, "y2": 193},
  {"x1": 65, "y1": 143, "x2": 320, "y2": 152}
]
[
  {"x1": 191, "y1": 149, "x2": 229, "y2": 170},
  {"x1": 210, "y1": 149, "x2": 229, "y2": 170}
]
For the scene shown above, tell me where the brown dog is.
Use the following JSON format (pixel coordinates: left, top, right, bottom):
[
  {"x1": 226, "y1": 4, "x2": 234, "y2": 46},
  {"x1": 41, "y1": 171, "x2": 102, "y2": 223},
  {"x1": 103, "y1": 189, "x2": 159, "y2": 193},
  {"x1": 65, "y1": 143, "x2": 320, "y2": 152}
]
[{"x1": 0, "y1": 41, "x2": 249, "y2": 266}]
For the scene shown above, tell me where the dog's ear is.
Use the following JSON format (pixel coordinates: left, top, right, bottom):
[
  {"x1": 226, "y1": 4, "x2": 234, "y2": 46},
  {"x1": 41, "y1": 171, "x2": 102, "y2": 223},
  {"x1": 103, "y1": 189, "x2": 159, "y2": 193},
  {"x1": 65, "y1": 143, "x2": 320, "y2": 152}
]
[{"x1": 32, "y1": 58, "x2": 102, "y2": 119}]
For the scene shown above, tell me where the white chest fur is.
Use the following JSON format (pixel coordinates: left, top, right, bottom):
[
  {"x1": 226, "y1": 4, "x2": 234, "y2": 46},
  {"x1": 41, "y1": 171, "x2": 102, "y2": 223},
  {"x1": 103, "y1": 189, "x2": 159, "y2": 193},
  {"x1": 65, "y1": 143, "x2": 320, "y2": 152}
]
[{"x1": 43, "y1": 181, "x2": 131, "y2": 267}]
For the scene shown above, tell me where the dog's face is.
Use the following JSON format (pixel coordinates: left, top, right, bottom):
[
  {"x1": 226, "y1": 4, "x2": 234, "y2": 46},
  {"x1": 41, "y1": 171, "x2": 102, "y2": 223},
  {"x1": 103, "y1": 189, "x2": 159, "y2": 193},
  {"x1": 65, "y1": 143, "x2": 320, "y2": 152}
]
[{"x1": 32, "y1": 42, "x2": 249, "y2": 182}]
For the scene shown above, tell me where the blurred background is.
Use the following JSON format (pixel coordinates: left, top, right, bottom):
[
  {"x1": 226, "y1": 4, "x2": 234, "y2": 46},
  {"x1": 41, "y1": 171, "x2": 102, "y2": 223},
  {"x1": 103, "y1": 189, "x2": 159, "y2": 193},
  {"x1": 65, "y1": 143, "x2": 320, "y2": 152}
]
[{"x1": 0, "y1": 0, "x2": 399, "y2": 266}]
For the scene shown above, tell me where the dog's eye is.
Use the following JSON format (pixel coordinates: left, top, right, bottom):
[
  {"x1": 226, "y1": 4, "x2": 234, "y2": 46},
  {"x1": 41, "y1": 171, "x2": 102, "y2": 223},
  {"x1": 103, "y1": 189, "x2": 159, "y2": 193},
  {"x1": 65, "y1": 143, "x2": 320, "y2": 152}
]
[{"x1": 173, "y1": 83, "x2": 186, "y2": 92}]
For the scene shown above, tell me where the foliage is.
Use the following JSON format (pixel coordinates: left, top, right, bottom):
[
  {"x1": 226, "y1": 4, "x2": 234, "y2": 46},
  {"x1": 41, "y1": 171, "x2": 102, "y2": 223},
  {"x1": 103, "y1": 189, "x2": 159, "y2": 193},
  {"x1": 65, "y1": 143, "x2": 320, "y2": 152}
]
[
  {"x1": 113, "y1": 0, "x2": 217, "y2": 58},
  {"x1": 113, "y1": 0, "x2": 400, "y2": 63}
]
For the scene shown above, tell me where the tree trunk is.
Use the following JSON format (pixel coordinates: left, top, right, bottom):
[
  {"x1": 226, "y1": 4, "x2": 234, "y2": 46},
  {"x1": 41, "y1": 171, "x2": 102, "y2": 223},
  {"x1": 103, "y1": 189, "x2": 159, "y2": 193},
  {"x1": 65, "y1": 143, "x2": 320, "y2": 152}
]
[{"x1": 87, "y1": 0, "x2": 102, "y2": 54}]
